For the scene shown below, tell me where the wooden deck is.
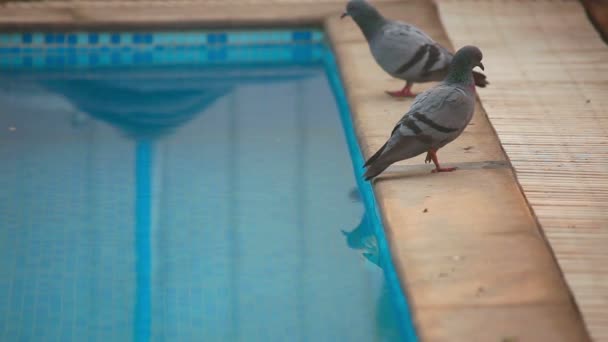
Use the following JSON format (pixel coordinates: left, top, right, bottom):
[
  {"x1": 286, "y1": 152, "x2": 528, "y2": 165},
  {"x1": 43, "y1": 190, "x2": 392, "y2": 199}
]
[{"x1": 436, "y1": 0, "x2": 608, "y2": 340}]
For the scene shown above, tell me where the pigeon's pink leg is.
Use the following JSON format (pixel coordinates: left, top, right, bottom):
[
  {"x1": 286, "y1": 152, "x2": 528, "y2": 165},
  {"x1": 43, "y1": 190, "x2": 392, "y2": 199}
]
[
  {"x1": 424, "y1": 152, "x2": 432, "y2": 164},
  {"x1": 427, "y1": 149, "x2": 457, "y2": 173},
  {"x1": 385, "y1": 82, "x2": 415, "y2": 98}
]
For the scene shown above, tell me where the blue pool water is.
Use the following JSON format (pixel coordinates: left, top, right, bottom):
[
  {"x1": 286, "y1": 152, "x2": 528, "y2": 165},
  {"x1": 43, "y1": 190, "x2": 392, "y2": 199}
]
[{"x1": 0, "y1": 30, "x2": 416, "y2": 341}]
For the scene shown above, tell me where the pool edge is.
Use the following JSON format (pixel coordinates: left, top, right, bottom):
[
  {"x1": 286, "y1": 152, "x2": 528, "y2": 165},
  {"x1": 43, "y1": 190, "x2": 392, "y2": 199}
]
[
  {"x1": 323, "y1": 2, "x2": 590, "y2": 340},
  {"x1": 323, "y1": 47, "x2": 419, "y2": 342}
]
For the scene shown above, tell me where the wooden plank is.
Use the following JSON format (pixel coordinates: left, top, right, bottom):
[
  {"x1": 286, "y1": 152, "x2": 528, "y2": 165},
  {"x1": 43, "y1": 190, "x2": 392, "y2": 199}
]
[{"x1": 436, "y1": 0, "x2": 608, "y2": 340}]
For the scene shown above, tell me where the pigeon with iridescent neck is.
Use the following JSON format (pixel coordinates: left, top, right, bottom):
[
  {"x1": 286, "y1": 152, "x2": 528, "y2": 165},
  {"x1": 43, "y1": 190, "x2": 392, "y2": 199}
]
[
  {"x1": 341, "y1": 0, "x2": 488, "y2": 98},
  {"x1": 363, "y1": 46, "x2": 484, "y2": 180}
]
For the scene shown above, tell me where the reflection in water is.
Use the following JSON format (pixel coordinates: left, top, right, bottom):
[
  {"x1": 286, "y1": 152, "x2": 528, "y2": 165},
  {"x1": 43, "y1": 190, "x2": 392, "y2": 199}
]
[
  {"x1": 39, "y1": 67, "x2": 319, "y2": 342},
  {"x1": 341, "y1": 190, "x2": 401, "y2": 342},
  {"x1": 44, "y1": 78, "x2": 232, "y2": 139},
  {"x1": 0, "y1": 61, "x2": 407, "y2": 341},
  {"x1": 41, "y1": 71, "x2": 235, "y2": 342},
  {"x1": 348, "y1": 186, "x2": 362, "y2": 202},
  {"x1": 342, "y1": 212, "x2": 380, "y2": 266}
]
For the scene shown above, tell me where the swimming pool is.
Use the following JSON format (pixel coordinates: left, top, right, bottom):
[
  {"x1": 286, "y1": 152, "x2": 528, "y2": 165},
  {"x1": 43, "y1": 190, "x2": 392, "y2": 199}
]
[{"x1": 0, "y1": 29, "x2": 417, "y2": 341}]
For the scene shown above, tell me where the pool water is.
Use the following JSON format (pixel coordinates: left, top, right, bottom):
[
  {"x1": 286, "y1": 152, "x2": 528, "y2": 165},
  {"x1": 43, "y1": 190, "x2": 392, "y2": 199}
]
[{"x1": 0, "y1": 30, "x2": 416, "y2": 341}]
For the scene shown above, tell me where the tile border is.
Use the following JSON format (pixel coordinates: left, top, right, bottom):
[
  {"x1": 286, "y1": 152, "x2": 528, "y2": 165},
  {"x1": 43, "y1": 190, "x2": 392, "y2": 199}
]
[{"x1": 0, "y1": 29, "x2": 325, "y2": 68}]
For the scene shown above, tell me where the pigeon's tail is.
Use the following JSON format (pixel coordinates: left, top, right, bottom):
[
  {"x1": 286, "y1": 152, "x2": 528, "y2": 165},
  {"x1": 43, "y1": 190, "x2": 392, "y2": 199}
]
[
  {"x1": 363, "y1": 142, "x2": 387, "y2": 181},
  {"x1": 363, "y1": 160, "x2": 392, "y2": 181},
  {"x1": 363, "y1": 141, "x2": 388, "y2": 168},
  {"x1": 363, "y1": 141, "x2": 394, "y2": 181},
  {"x1": 363, "y1": 135, "x2": 427, "y2": 181},
  {"x1": 473, "y1": 71, "x2": 489, "y2": 87}
]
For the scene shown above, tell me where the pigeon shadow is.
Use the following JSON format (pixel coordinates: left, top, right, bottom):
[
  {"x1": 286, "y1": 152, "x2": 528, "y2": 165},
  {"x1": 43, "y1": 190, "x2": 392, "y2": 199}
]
[{"x1": 369, "y1": 159, "x2": 510, "y2": 182}]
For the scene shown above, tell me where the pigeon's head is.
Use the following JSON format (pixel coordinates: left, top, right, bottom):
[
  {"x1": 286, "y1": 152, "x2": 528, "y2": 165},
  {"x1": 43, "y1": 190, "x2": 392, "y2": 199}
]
[
  {"x1": 453, "y1": 45, "x2": 485, "y2": 71},
  {"x1": 341, "y1": 0, "x2": 378, "y2": 21}
]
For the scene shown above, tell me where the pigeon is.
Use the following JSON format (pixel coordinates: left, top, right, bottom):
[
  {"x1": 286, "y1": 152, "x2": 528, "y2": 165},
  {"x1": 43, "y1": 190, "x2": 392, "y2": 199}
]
[
  {"x1": 362, "y1": 45, "x2": 484, "y2": 180},
  {"x1": 341, "y1": 0, "x2": 488, "y2": 98}
]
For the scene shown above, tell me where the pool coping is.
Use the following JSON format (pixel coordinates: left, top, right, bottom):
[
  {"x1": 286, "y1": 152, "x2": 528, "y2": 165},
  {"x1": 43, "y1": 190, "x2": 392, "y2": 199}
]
[{"x1": 0, "y1": 0, "x2": 591, "y2": 340}]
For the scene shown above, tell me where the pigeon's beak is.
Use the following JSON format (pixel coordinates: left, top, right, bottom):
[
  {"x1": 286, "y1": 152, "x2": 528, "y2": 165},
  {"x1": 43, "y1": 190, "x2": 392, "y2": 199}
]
[
  {"x1": 477, "y1": 62, "x2": 485, "y2": 71},
  {"x1": 340, "y1": 12, "x2": 349, "y2": 19}
]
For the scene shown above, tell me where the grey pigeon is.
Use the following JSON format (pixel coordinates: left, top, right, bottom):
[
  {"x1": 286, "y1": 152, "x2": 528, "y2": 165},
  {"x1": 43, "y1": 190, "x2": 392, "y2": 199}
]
[
  {"x1": 342, "y1": 0, "x2": 488, "y2": 98},
  {"x1": 363, "y1": 45, "x2": 484, "y2": 180}
]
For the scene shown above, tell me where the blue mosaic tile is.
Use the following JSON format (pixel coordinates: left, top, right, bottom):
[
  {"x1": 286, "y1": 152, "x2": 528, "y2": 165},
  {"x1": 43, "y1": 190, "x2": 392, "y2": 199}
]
[
  {"x1": 133, "y1": 51, "x2": 153, "y2": 63},
  {"x1": 76, "y1": 32, "x2": 88, "y2": 45},
  {"x1": 0, "y1": 29, "x2": 326, "y2": 69},
  {"x1": 120, "y1": 51, "x2": 133, "y2": 64},
  {"x1": 33, "y1": 55, "x2": 44, "y2": 67},
  {"x1": 111, "y1": 52, "x2": 121, "y2": 64},
  {"x1": 311, "y1": 30, "x2": 324, "y2": 42},
  {"x1": 207, "y1": 33, "x2": 227, "y2": 44},
  {"x1": 47, "y1": 47, "x2": 66, "y2": 54},
  {"x1": 275, "y1": 31, "x2": 294, "y2": 43},
  {"x1": 111, "y1": 33, "x2": 121, "y2": 45},
  {"x1": 208, "y1": 47, "x2": 227, "y2": 61},
  {"x1": 89, "y1": 54, "x2": 99, "y2": 65},
  {"x1": 99, "y1": 33, "x2": 111, "y2": 45},
  {"x1": 3, "y1": 47, "x2": 21, "y2": 53},
  {"x1": 180, "y1": 33, "x2": 195, "y2": 44},
  {"x1": 55, "y1": 33, "x2": 65, "y2": 44},
  {"x1": 121, "y1": 33, "x2": 133, "y2": 45},
  {"x1": 66, "y1": 53, "x2": 78, "y2": 66},
  {"x1": 292, "y1": 44, "x2": 313, "y2": 61},
  {"x1": 88, "y1": 33, "x2": 99, "y2": 44},
  {"x1": 292, "y1": 31, "x2": 312, "y2": 42},
  {"x1": 67, "y1": 34, "x2": 78, "y2": 45},
  {"x1": 152, "y1": 32, "x2": 173, "y2": 45},
  {"x1": 0, "y1": 56, "x2": 11, "y2": 66},
  {"x1": 45, "y1": 55, "x2": 65, "y2": 67},
  {"x1": 171, "y1": 34, "x2": 187, "y2": 45},
  {"x1": 44, "y1": 34, "x2": 55, "y2": 44},
  {"x1": 22, "y1": 33, "x2": 32, "y2": 44},
  {"x1": 23, "y1": 55, "x2": 32, "y2": 67},
  {"x1": 227, "y1": 32, "x2": 251, "y2": 44},
  {"x1": 133, "y1": 33, "x2": 144, "y2": 44},
  {"x1": 32, "y1": 33, "x2": 44, "y2": 45},
  {"x1": 7, "y1": 33, "x2": 20, "y2": 44},
  {"x1": 99, "y1": 53, "x2": 111, "y2": 65}
]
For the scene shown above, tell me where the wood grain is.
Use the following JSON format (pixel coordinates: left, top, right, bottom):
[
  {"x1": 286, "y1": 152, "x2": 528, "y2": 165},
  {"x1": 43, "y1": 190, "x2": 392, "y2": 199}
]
[{"x1": 437, "y1": 0, "x2": 608, "y2": 340}]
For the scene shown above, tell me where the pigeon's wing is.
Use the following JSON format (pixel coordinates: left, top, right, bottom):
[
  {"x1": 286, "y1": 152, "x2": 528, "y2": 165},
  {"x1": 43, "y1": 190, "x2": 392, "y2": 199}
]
[
  {"x1": 372, "y1": 21, "x2": 452, "y2": 79},
  {"x1": 397, "y1": 84, "x2": 475, "y2": 144}
]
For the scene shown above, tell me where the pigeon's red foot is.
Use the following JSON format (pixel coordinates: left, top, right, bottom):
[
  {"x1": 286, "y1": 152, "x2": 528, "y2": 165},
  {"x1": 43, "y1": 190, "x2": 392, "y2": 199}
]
[
  {"x1": 385, "y1": 88, "x2": 415, "y2": 98},
  {"x1": 431, "y1": 167, "x2": 457, "y2": 173},
  {"x1": 427, "y1": 149, "x2": 457, "y2": 173}
]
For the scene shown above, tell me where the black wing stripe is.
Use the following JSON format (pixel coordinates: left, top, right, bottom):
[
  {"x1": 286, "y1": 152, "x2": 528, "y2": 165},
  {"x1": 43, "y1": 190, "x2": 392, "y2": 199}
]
[
  {"x1": 395, "y1": 45, "x2": 428, "y2": 75},
  {"x1": 391, "y1": 117, "x2": 423, "y2": 136},
  {"x1": 412, "y1": 112, "x2": 459, "y2": 133},
  {"x1": 421, "y1": 45, "x2": 441, "y2": 75}
]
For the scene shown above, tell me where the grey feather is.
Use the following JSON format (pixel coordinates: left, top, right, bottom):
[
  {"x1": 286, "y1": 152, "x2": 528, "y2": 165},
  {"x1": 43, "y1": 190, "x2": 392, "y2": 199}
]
[
  {"x1": 344, "y1": 0, "x2": 488, "y2": 89},
  {"x1": 363, "y1": 46, "x2": 484, "y2": 180}
]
